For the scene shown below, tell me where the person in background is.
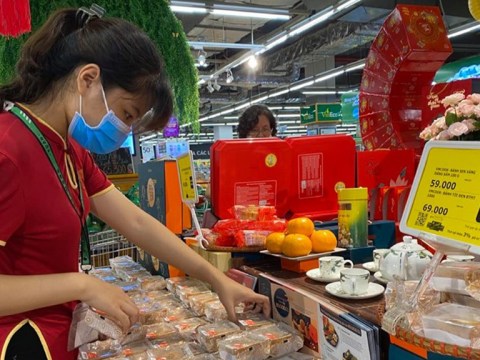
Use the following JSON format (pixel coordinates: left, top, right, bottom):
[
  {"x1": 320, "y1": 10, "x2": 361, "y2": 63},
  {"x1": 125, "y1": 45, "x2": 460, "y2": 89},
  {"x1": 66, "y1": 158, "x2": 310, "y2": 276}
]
[
  {"x1": 237, "y1": 104, "x2": 277, "y2": 138},
  {"x1": 0, "y1": 6, "x2": 269, "y2": 360}
]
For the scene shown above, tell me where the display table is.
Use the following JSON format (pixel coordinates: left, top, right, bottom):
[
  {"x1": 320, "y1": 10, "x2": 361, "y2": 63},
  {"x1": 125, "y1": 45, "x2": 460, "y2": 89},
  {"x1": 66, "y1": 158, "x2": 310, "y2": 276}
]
[
  {"x1": 243, "y1": 264, "x2": 385, "y2": 326},
  {"x1": 240, "y1": 262, "x2": 389, "y2": 359}
]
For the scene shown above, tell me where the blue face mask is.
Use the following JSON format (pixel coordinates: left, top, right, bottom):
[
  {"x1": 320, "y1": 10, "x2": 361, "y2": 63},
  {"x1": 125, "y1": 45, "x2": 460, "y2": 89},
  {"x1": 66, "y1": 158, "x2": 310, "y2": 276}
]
[{"x1": 68, "y1": 86, "x2": 131, "y2": 154}]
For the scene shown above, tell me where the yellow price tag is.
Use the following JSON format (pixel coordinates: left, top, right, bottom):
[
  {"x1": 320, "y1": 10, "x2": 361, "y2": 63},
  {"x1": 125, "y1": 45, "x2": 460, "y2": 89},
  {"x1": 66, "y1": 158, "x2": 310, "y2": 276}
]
[
  {"x1": 176, "y1": 151, "x2": 198, "y2": 204},
  {"x1": 405, "y1": 145, "x2": 480, "y2": 246}
]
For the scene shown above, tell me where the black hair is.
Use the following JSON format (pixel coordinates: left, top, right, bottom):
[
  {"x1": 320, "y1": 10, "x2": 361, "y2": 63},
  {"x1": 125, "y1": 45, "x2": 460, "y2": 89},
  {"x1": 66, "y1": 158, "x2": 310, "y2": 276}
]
[
  {"x1": 237, "y1": 104, "x2": 277, "y2": 138},
  {"x1": 0, "y1": 8, "x2": 173, "y2": 132}
]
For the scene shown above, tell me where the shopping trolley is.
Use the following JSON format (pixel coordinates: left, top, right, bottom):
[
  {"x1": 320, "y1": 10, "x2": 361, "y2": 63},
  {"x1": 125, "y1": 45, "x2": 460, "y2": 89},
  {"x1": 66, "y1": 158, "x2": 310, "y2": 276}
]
[{"x1": 88, "y1": 229, "x2": 137, "y2": 268}]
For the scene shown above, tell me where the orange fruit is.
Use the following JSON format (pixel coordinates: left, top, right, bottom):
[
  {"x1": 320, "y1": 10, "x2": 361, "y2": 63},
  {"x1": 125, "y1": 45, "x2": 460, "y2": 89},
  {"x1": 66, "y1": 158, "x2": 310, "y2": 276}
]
[
  {"x1": 310, "y1": 230, "x2": 337, "y2": 253},
  {"x1": 287, "y1": 217, "x2": 314, "y2": 236},
  {"x1": 282, "y1": 233, "x2": 312, "y2": 257},
  {"x1": 266, "y1": 232, "x2": 285, "y2": 254}
]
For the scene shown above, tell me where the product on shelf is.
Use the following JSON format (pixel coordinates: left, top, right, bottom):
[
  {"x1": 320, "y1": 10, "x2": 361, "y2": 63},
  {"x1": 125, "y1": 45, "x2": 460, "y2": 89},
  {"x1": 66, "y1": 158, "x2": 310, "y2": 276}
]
[
  {"x1": 163, "y1": 307, "x2": 196, "y2": 323},
  {"x1": 204, "y1": 300, "x2": 228, "y2": 322},
  {"x1": 146, "y1": 344, "x2": 193, "y2": 359},
  {"x1": 177, "y1": 284, "x2": 211, "y2": 304},
  {"x1": 189, "y1": 292, "x2": 219, "y2": 316},
  {"x1": 149, "y1": 333, "x2": 186, "y2": 350},
  {"x1": 197, "y1": 321, "x2": 241, "y2": 352},
  {"x1": 172, "y1": 317, "x2": 209, "y2": 340},
  {"x1": 249, "y1": 323, "x2": 304, "y2": 357},
  {"x1": 218, "y1": 333, "x2": 269, "y2": 360},
  {"x1": 138, "y1": 275, "x2": 167, "y2": 291},
  {"x1": 120, "y1": 340, "x2": 151, "y2": 357},
  {"x1": 78, "y1": 339, "x2": 121, "y2": 360},
  {"x1": 236, "y1": 312, "x2": 275, "y2": 331},
  {"x1": 142, "y1": 323, "x2": 177, "y2": 341}
]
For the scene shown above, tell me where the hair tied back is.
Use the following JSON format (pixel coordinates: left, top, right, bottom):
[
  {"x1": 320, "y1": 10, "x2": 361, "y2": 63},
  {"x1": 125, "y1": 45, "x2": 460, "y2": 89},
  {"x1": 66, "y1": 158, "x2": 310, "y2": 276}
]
[{"x1": 75, "y1": 4, "x2": 106, "y2": 28}]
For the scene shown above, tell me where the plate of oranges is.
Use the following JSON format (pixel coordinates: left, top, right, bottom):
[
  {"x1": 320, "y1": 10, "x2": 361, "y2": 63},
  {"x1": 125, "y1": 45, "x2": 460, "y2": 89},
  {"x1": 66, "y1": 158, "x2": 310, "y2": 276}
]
[{"x1": 261, "y1": 217, "x2": 346, "y2": 261}]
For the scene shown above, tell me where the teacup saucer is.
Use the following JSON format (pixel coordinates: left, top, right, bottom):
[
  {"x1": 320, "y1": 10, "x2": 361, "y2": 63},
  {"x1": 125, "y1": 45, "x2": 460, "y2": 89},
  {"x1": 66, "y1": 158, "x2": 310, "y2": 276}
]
[
  {"x1": 325, "y1": 282, "x2": 385, "y2": 300},
  {"x1": 305, "y1": 269, "x2": 340, "y2": 283},
  {"x1": 362, "y1": 261, "x2": 378, "y2": 273},
  {"x1": 373, "y1": 271, "x2": 389, "y2": 285}
]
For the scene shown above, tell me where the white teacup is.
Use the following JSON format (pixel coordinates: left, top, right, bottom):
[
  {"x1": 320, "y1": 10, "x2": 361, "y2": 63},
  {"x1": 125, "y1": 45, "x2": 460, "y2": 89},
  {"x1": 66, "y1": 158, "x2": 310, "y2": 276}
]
[
  {"x1": 373, "y1": 249, "x2": 390, "y2": 270},
  {"x1": 340, "y1": 268, "x2": 370, "y2": 295},
  {"x1": 319, "y1": 256, "x2": 353, "y2": 278},
  {"x1": 445, "y1": 254, "x2": 475, "y2": 262}
]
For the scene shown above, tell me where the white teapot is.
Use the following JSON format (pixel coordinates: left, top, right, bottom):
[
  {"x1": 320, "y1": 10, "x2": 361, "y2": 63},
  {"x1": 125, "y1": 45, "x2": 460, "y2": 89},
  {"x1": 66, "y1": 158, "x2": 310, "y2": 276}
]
[{"x1": 379, "y1": 236, "x2": 433, "y2": 281}]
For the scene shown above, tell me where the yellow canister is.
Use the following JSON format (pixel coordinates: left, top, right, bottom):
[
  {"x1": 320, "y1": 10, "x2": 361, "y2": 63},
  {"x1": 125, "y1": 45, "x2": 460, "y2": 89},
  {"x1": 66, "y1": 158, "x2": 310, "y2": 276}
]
[{"x1": 338, "y1": 187, "x2": 368, "y2": 248}]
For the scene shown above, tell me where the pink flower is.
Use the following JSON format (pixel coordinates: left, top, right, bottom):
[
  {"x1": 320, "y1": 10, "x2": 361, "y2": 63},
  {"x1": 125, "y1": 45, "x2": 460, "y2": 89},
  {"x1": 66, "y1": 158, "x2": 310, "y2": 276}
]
[
  {"x1": 462, "y1": 119, "x2": 477, "y2": 131},
  {"x1": 447, "y1": 122, "x2": 469, "y2": 137},
  {"x1": 432, "y1": 116, "x2": 447, "y2": 130},
  {"x1": 457, "y1": 103, "x2": 476, "y2": 117},
  {"x1": 419, "y1": 126, "x2": 436, "y2": 140},
  {"x1": 473, "y1": 106, "x2": 480, "y2": 118},
  {"x1": 435, "y1": 130, "x2": 452, "y2": 140},
  {"x1": 442, "y1": 93, "x2": 465, "y2": 107},
  {"x1": 467, "y1": 93, "x2": 480, "y2": 104}
]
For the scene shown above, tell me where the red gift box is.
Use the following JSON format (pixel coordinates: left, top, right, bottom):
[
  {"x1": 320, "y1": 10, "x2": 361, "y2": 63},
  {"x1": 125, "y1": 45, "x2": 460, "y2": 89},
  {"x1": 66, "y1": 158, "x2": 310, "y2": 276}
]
[
  {"x1": 371, "y1": 28, "x2": 406, "y2": 68},
  {"x1": 364, "y1": 48, "x2": 397, "y2": 82},
  {"x1": 359, "y1": 93, "x2": 390, "y2": 116},
  {"x1": 360, "y1": 69, "x2": 392, "y2": 95},
  {"x1": 356, "y1": 148, "x2": 416, "y2": 220},
  {"x1": 359, "y1": 111, "x2": 390, "y2": 137}
]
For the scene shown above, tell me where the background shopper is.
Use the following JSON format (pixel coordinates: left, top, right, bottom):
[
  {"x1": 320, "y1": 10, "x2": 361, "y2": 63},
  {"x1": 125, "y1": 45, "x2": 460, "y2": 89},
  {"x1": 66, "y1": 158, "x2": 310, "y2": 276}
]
[{"x1": 237, "y1": 104, "x2": 277, "y2": 138}]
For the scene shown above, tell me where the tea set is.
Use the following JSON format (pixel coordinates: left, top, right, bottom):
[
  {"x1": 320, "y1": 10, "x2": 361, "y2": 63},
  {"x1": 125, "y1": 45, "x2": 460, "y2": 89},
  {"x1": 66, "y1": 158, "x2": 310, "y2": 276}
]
[{"x1": 305, "y1": 235, "x2": 472, "y2": 299}]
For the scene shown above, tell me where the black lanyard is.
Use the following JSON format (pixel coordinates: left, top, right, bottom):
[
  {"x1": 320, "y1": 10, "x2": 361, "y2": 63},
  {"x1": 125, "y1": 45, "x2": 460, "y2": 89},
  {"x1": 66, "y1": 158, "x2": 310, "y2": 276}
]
[{"x1": 9, "y1": 104, "x2": 92, "y2": 272}]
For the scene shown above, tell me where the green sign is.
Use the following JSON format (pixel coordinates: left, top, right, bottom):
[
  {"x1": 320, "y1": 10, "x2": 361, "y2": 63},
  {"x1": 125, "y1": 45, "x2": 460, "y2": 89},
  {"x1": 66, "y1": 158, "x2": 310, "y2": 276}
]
[
  {"x1": 340, "y1": 91, "x2": 359, "y2": 124},
  {"x1": 300, "y1": 105, "x2": 316, "y2": 124},
  {"x1": 315, "y1": 103, "x2": 342, "y2": 122}
]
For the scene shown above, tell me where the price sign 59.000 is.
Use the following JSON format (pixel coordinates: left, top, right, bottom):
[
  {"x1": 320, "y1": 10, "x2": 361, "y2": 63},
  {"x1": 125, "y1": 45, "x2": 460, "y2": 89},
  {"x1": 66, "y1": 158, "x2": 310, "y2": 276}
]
[{"x1": 406, "y1": 146, "x2": 480, "y2": 246}]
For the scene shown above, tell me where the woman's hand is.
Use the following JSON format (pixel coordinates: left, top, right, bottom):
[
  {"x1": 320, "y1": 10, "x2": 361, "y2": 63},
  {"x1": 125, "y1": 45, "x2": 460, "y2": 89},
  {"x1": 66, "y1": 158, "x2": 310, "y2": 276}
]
[
  {"x1": 79, "y1": 275, "x2": 139, "y2": 332},
  {"x1": 213, "y1": 276, "x2": 271, "y2": 322}
]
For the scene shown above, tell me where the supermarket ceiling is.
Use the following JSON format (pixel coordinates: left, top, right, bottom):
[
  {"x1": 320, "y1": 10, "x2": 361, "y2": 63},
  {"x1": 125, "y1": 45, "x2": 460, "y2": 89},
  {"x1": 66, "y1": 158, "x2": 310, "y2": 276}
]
[{"x1": 152, "y1": 0, "x2": 480, "y2": 142}]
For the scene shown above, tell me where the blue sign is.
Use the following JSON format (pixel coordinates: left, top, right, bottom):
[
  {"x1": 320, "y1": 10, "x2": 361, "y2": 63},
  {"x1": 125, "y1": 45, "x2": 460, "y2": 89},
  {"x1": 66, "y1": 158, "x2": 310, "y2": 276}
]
[{"x1": 273, "y1": 288, "x2": 290, "y2": 318}]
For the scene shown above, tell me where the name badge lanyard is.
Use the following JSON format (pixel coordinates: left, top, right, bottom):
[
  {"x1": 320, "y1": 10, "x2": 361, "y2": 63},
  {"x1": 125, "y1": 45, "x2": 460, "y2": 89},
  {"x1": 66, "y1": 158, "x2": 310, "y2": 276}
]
[{"x1": 9, "y1": 105, "x2": 92, "y2": 272}]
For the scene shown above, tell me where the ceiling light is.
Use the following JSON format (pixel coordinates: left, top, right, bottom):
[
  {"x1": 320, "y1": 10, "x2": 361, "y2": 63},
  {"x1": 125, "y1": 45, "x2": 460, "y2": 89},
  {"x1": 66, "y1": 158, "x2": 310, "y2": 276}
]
[
  {"x1": 170, "y1": 5, "x2": 207, "y2": 14},
  {"x1": 264, "y1": 34, "x2": 288, "y2": 51},
  {"x1": 197, "y1": 49, "x2": 207, "y2": 67},
  {"x1": 268, "y1": 89, "x2": 289, "y2": 98},
  {"x1": 290, "y1": 80, "x2": 314, "y2": 91},
  {"x1": 251, "y1": 95, "x2": 269, "y2": 104},
  {"x1": 302, "y1": 91, "x2": 344, "y2": 95},
  {"x1": 226, "y1": 69, "x2": 234, "y2": 84},
  {"x1": 224, "y1": 116, "x2": 238, "y2": 119},
  {"x1": 207, "y1": 81, "x2": 214, "y2": 93},
  {"x1": 210, "y1": 9, "x2": 290, "y2": 20},
  {"x1": 248, "y1": 55, "x2": 258, "y2": 70},
  {"x1": 314, "y1": 70, "x2": 344, "y2": 83},
  {"x1": 189, "y1": 41, "x2": 264, "y2": 50},
  {"x1": 290, "y1": 9, "x2": 334, "y2": 37},
  {"x1": 277, "y1": 114, "x2": 300, "y2": 118},
  {"x1": 234, "y1": 102, "x2": 251, "y2": 111},
  {"x1": 213, "y1": 79, "x2": 221, "y2": 91},
  {"x1": 447, "y1": 22, "x2": 480, "y2": 38},
  {"x1": 345, "y1": 61, "x2": 365, "y2": 72}
]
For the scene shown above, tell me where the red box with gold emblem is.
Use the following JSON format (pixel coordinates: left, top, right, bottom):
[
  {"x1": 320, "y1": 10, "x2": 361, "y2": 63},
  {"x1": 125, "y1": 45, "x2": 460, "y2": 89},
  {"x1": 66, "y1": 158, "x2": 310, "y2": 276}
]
[
  {"x1": 286, "y1": 135, "x2": 356, "y2": 221},
  {"x1": 359, "y1": 93, "x2": 390, "y2": 116},
  {"x1": 210, "y1": 138, "x2": 291, "y2": 219}
]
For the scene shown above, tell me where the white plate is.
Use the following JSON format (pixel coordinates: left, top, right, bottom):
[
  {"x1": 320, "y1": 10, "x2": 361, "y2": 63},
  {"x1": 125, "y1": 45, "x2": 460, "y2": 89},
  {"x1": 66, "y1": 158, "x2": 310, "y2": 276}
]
[
  {"x1": 373, "y1": 271, "x2": 389, "y2": 285},
  {"x1": 260, "y1": 247, "x2": 346, "y2": 261},
  {"x1": 305, "y1": 269, "x2": 340, "y2": 283},
  {"x1": 325, "y1": 281, "x2": 385, "y2": 300},
  {"x1": 362, "y1": 261, "x2": 378, "y2": 273}
]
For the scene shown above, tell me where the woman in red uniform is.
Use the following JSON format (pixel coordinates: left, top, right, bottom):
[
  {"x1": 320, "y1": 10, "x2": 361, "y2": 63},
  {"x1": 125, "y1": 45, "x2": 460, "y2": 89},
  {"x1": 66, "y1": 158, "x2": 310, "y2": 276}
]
[{"x1": 0, "y1": 5, "x2": 269, "y2": 360}]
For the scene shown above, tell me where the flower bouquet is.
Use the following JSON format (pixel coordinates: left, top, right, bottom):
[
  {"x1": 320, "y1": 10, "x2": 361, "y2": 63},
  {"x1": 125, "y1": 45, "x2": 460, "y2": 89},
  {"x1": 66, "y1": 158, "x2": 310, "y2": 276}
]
[{"x1": 420, "y1": 93, "x2": 480, "y2": 141}]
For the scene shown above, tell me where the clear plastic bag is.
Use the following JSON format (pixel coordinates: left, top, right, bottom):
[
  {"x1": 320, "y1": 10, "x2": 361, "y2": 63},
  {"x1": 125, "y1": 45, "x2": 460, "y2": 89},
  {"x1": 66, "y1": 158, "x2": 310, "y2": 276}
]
[{"x1": 218, "y1": 333, "x2": 269, "y2": 360}]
